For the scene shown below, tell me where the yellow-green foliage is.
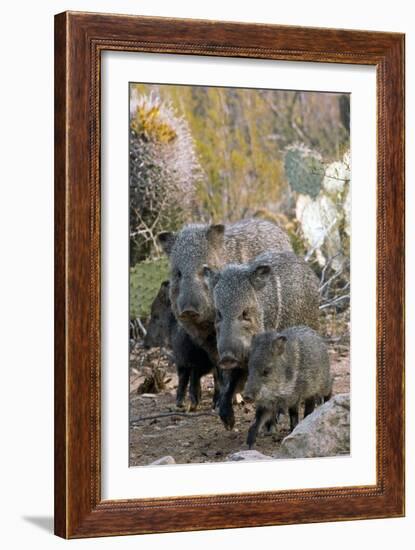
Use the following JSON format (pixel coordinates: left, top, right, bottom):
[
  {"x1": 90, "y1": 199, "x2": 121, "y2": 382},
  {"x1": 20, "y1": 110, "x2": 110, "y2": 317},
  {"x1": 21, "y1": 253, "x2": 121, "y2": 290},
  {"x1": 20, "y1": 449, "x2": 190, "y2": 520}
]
[
  {"x1": 167, "y1": 86, "x2": 285, "y2": 222},
  {"x1": 131, "y1": 104, "x2": 177, "y2": 143},
  {"x1": 130, "y1": 258, "x2": 170, "y2": 319}
]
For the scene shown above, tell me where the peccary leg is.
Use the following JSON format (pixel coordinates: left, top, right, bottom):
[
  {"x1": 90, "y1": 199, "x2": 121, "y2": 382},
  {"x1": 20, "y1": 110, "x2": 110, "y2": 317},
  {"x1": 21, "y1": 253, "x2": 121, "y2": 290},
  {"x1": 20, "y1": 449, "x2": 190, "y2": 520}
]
[
  {"x1": 264, "y1": 419, "x2": 276, "y2": 435},
  {"x1": 289, "y1": 406, "x2": 299, "y2": 432},
  {"x1": 304, "y1": 397, "x2": 315, "y2": 418},
  {"x1": 212, "y1": 366, "x2": 222, "y2": 411},
  {"x1": 264, "y1": 403, "x2": 279, "y2": 435},
  {"x1": 247, "y1": 406, "x2": 273, "y2": 449},
  {"x1": 219, "y1": 367, "x2": 245, "y2": 430},
  {"x1": 188, "y1": 369, "x2": 203, "y2": 411},
  {"x1": 323, "y1": 391, "x2": 332, "y2": 403},
  {"x1": 176, "y1": 365, "x2": 190, "y2": 409},
  {"x1": 324, "y1": 376, "x2": 333, "y2": 402}
]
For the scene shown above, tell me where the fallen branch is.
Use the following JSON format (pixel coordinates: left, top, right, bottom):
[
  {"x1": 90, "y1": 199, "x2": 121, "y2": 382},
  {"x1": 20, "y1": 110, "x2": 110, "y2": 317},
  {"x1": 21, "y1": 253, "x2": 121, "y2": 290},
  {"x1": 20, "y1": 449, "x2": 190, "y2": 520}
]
[
  {"x1": 319, "y1": 294, "x2": 350, "y2": 310},
  {"x1": 130, "y1": 411, "x2": 217, "y2": 424},
  {"x1": 319, "y1": 253, "x2": 341, "y2": 286}
]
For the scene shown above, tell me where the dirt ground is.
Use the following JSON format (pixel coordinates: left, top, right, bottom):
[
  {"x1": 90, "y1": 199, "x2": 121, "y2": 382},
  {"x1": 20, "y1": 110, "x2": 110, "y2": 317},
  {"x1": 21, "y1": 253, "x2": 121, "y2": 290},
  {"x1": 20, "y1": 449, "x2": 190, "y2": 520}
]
[{"x1": 129, "y1": 343, "x2": 350, "y2": 467}]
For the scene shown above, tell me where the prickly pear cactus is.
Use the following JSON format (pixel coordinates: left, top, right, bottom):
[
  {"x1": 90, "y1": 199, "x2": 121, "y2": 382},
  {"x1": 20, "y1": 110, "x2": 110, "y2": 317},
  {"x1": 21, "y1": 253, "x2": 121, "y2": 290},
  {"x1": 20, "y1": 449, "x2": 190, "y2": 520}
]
[
  {"x1": 284, "y1": 143, "x2": 325, "y2": 199},
  {"x1": 130, "y1": 257, "x2": 170, "y2": 320},
  {"x1": 293, "y1": 150, "x2": 351, "y2": 270},
  {"x1": 322, "y1": 150, "x2": 351, "y2": 198}
]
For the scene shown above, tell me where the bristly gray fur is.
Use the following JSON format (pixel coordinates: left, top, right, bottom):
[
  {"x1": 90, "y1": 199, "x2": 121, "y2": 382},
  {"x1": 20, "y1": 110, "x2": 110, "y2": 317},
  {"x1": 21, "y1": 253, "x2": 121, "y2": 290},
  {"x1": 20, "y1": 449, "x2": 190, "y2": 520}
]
[
  {"x1": 212, "y1": 251, "x2": 320, "y2": 366},
  {"x1": 246, "y1": 326, "x2": 332, "y2": 409},
  {"x1": 159, "y1": 219, "x2": 293, "y2": 361}
]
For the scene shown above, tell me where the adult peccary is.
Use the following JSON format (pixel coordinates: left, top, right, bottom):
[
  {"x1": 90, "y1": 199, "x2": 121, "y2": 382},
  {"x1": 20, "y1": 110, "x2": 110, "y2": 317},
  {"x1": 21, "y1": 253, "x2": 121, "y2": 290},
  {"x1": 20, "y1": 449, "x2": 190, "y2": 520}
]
[
  {"x1": 158, "y1": 219, "x2": 292, "y2": 362},
  {"x1": 210, "y1": 251, "x2": 319, "y2": 429},
  {"x1": 144, "y1": 281, "x2": 218, "y2": 410},
  {"x1": 243, "y1": 326, "x2": 332, "y2": 449}
]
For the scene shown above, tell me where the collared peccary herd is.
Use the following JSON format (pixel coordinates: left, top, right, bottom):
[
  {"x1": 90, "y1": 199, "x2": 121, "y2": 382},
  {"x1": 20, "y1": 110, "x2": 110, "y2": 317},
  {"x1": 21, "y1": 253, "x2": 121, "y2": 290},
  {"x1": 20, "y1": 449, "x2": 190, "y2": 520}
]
[{"x1": 144, "y1": 218, "x2": 333, "y2": 451}]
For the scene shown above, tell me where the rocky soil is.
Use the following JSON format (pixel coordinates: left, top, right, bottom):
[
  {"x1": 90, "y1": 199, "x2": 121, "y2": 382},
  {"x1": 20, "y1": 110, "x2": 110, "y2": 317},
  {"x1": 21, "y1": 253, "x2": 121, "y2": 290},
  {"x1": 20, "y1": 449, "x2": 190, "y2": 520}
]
[{"x1": 129, "y1": 342, "x2": 350, "y2": 467}]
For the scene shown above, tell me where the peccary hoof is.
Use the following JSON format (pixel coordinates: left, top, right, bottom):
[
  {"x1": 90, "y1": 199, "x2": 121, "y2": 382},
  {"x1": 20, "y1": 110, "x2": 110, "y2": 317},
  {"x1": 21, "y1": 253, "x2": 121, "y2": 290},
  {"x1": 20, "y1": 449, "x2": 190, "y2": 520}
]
[
  {"x1": 212, "y1": 394, "x2": 220, "y2": 411},
  {"x1": 187, "y1": 402, "x2": 199, "y2": 412},
  {"x1": 175, "y1": 401, "x2": 185, "y2": 410},
  {"x1": 247, "y1": 428, "x2": 256, "y2": 449},
  {"x1": 221, "y1": 412, "x2": 235, "y2": 431},
  {"x1": 225, "y1": 419, "x2": 235, "y2": 431},
  {"x1": 264, "y1": 424, "x2": 277, "y2": 436},
  {"x1": 212, "y1": 401, "x2": 220, "y2": 413}
]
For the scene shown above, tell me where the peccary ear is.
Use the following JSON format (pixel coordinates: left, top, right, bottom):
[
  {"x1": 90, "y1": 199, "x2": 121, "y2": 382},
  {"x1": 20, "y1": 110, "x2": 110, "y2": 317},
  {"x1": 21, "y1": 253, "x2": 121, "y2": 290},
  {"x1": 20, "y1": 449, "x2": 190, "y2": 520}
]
[
  {"x1": 203, "y1": 265, "x2": 220, "y2": 289},
  {"x1": 272, "y1": 335, "x2": 287, "y2": 355},
  {"x1": 206, "y1": 224, "x2": 225, "y2": 249},
  {"x1": 158, "y1": 232, "x2": 176, "y2": 256},
  {"x1": 249, "y1": 264, "x2": 271, "y2": 290}
]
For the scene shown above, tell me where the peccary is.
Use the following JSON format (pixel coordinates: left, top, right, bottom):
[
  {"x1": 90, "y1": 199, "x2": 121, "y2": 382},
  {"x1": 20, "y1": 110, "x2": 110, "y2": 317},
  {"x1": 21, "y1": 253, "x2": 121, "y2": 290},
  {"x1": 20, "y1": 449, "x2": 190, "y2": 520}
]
[
  {"x1": 211, "y1": 251, "x2": 320, "y2": 429},
  {"x1": 158, "y1": 219, "x2": 292, "y2": 362},
  {"x1": 144, "y1": 281, "x2": 219, "y2": 410},
  {"x1": 243, "y1": 326, "x2": 332, "y2": 449}
]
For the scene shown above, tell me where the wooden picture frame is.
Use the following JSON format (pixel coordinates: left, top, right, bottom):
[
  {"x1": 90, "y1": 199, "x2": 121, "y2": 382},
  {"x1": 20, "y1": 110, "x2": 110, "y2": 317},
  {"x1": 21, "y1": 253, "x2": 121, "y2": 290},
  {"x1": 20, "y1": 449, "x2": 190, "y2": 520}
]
[{"x1": 54, "y1": 11, "x2": 405, "y2": 538}]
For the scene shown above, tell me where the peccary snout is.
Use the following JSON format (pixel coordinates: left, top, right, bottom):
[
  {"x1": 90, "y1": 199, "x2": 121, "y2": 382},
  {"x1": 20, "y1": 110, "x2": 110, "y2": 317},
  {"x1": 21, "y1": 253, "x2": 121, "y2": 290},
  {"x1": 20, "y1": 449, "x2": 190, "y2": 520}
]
[
  {"x1": 213, "y1": 264, "x2": 267, "y2": 369},
  {"x1": 218, "y1": 352, "x2": 239, "y2": 370},
  {"x1": 217, "y1": 328, "x2": 251, "y2": 368},
  {"x1": 242, "y1": 373, "x2": 261, "y2": 403},
  {"x1": 177, "y1": 305, "x2": 200, "y2": 321}
]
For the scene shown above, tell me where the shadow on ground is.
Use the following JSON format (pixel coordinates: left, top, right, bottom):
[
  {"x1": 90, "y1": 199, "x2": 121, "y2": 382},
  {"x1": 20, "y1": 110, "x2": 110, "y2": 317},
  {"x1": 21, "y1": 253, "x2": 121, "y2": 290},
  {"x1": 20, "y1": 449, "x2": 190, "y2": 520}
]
[{"x1": 22, "y1": 516, "x2": 53, "y2": 533}]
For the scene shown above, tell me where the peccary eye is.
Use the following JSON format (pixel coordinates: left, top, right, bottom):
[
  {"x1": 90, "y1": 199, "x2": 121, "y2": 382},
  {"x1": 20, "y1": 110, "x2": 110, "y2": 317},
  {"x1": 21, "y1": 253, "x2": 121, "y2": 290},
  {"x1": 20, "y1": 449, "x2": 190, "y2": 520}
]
[
  {"x1": 263, "y1": 368, "x2": 270, "y2": 377},
  {"x1": 242, "y1": 310, "x2": 250, "y2": 321},
  {"x1": 176, "y1": 270, "x2": 182, "y2": 279},
  {"x1": 215, "y1": 310, "x2": 222, "y2": 322}
]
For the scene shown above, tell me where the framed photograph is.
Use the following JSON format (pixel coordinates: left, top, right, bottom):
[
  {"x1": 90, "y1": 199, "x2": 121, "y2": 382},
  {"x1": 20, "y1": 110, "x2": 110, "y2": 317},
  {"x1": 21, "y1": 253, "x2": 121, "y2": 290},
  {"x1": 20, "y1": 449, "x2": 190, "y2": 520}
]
[{"x1": 54, "y1": 11, "x2": 405, "y2": 538}]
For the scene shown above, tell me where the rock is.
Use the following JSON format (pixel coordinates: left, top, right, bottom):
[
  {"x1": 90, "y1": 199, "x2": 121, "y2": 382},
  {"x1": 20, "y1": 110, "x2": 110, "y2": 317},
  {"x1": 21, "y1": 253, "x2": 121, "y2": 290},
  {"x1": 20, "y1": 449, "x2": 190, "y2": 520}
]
[
  {"x1": 150, "y1": 455, "x2": 176, "y2": 465},
  {"x1": 227, "y1": 450, "x2": 273, "y2": 462},
  {"x1": 276, "y1": 393, "x2": 350, "y2": 459}
]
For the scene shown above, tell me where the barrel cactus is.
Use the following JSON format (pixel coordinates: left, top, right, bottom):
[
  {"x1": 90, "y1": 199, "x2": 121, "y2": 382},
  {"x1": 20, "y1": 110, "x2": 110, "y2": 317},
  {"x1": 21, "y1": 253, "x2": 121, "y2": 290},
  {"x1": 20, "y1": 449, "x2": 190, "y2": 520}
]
[
  {"x1": 284, "y1": 143, "x2": 325, "y2": 199},
  {"x1": 129, "y1": 91, "x2": 204, "y2": 264}
]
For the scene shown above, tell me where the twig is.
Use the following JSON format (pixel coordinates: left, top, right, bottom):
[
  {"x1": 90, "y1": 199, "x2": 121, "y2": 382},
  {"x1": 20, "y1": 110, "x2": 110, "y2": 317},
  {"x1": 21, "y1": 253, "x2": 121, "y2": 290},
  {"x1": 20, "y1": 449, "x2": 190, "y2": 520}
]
[
  {"x1": 130, "y1": 411, "x2": 217, "y2": 424},
  {"x1": 319, "y1": 263, "x2": 346, "y2": 295},
  {"x1": 319, "y1": 294, "x2": 350, "y2": 310},
  {"x1": 319, "y1": 253, "x2": 341, "y2": 286},
  {"x1": 135, "y1": 317, "x2": 147, "y2": 337}
]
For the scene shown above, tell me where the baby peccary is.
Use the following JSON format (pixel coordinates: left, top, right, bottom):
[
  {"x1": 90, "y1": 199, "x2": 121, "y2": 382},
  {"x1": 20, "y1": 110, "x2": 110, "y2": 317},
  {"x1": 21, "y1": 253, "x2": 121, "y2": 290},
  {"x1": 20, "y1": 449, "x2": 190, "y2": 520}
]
[
  {"x1": 243, "y1": 326, "x2": 332, "y2": 449},
  {"x1": 144, "y1": 281, "x2": 219, "y2": 411},
  {"x1": 211, "y1": 251, "x2": 320, "y2": 429}
]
